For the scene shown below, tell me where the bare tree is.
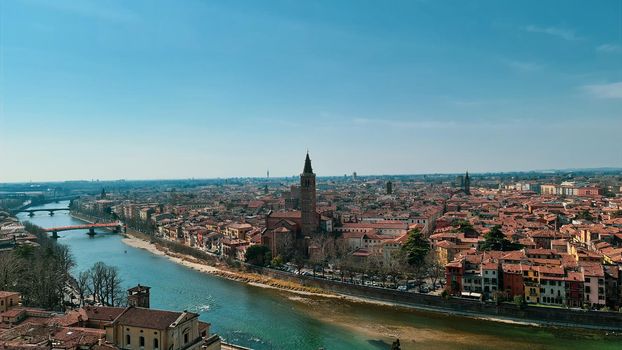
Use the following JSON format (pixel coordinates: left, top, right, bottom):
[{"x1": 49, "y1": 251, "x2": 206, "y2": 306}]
[
  {"x1": 382, "y1": 250, "x2": 406, "y2": 286},
  {"x1": 103, "y1": 265, "x2": 124, "y2": 306},
  {"x1": 276, "y1": 232, "x2": 296, "y2": 262},
  {"x1": 76, "y1": 270, "x2": 90, "y2": 307},
  {"x1": 308, "y1": 234, "x2": 336, "y2": 277},
  {"x1": 90, "y1": 262, "x2": 107, "y2": 305},
  {"x1": 86, "y1": 262, "x2": 125, "y2": 306},
  {"x1": 0, "y1": 253, "x2": 21, "y2": 290},
  {"x1": 426, "y1": 251, "x2": 445, "y2": 289}
]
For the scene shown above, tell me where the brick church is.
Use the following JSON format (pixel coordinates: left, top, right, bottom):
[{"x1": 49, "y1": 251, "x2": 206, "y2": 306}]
[{"x1": 261, "y1": 152, "x2": 320, "y2": 258}]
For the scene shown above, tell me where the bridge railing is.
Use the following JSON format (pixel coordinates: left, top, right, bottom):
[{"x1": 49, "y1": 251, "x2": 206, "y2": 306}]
[{"x1": 44, "y1": 222, "x2": 123, "y2": 232}]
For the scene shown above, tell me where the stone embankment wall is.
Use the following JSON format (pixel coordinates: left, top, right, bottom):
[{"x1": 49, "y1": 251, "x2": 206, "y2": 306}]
[
  {"x1": 251, "y1": 266, "x2": 622, "y2": 331},
  {"x1": 69, "y1": 210, "x2": 622, "y2": 332}
]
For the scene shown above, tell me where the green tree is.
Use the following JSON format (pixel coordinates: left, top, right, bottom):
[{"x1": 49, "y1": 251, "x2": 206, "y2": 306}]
[
  {"x1": 457, "y1": 221, "x2": 478, "y2": 237},
  {"x1": 244, "y1": 245, "x2": 272, "y2": 266},
  {"x1": 480, "y1": 225, "x2": 522, "y2": 251},
  {"x1": 514, "y1": 295, "x2": 526, "y2": 309},
  {"x1": 577, "y1": 210, "x2": 594, "y2": 221},
  {"x1": 271, "y1": 255, "x2": 284, "y2": 267},
  {"x1": 401, "y1": 228, "x2": 430, "y2": 267}
]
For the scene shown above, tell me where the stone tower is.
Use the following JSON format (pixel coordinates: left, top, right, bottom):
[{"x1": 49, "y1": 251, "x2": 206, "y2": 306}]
[
  {"x1": 300, "y1": 152, "x2": 318, "y2": 236},
  {"x1": 464, "y1": 171, "x2": 471, "y2": 195},
  {"x1": 127, "y1": 284, "x2": 151, "y2": 308}
]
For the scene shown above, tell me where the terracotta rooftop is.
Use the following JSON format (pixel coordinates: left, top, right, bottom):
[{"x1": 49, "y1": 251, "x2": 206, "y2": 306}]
[
  {"x1": 84, "y1": 306, "x2": 125, "y2": 322},
  {"x1": 114, "y1": 307, "x2": 198, "y2": 330}
]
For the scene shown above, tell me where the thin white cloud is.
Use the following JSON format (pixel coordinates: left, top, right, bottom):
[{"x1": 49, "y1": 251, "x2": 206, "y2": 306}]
[
  {"x1": 583, "y1": 82, "x2": 622, "y2": 99},
  {"x1": 596, "y1": 44, "x2": 622, "y2": 54},
  {"x1": 522, "y1": 25, "x2": 579, "y2": 41}
]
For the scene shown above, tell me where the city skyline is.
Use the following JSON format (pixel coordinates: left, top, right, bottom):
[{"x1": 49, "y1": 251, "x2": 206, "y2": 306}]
[
  {"x1": 2, "y1": 165, "x2": 622, "y2": 184},
  {"x1": 1, "y1": 0, "x2": 621, "y2": 182}
]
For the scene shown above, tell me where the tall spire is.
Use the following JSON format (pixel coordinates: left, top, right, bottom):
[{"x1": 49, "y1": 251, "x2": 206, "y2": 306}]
[{"x1": 303, "y1": 152, "x2": 313, "y2": 174}]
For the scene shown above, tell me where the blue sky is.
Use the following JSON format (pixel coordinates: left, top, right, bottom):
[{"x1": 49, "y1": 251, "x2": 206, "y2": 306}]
[{"x1": 0, "y1": 0, "x2": 621, "y2": 182}]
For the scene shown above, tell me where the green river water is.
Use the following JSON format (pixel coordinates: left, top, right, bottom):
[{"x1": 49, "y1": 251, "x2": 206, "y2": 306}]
[{"x1": 17, "y1": 201, "x2": 620, "y2": 350}]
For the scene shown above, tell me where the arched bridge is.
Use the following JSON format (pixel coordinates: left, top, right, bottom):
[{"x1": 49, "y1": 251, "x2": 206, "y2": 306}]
[
  {"x1": 20, "y1": 208, "x2": 70, "y2": 216},
  {"x1": 45, "y1": 222, "x2": 124, "y2": 238}
]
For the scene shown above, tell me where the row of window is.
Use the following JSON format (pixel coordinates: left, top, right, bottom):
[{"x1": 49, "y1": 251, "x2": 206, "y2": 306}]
[
  {"x1": 126, "y1": 335, "x2": 158, "y2": 349},
  {"x1": 0, "y1": 299, "x2": 14, "y2": 306},
  {"x1": 584, "y1": 286, "x2": 605, "y2": 294},
  {"x1": 584, "y1": 277, "x2": 605, "y2": 284},
  {"x1": 464, "y1": 278, "x2": 497, "y2": 284},
  {"x1": 541, "y1": 280, "x2": 562, "y2": 286},
  {"x1": 539, "y1": 288, "x2": 563, "y2": 296},
  {"x1": 541, "y1": 296, "x2": 563, "y2": 304}
]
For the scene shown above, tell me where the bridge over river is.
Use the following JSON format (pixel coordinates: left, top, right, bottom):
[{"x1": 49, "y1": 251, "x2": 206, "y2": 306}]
[
  {"x1": 45, "y1": 222, "x2": 124, "y2": 238},
  {"x1": 20, "y1": 208, "x2": 70, "y2": 216},
  {"x1": 15, "y1": 200, "x2": 619, "y2": 350}
]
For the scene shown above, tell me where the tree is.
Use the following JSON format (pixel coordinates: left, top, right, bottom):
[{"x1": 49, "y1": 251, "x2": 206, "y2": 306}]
[
  {"x1": 480, "y1": 225, "x2": 522, "y2": 251},
  {"x1": 275, "y1": 232, "x2": 296, "y2": 262},
  {"x1": 271, "y1": 255, "x2": 284, "y2": 267},
  {"x1": 0, "y1": 222, "x2": 77, "y2": 311},
  {"x1": 382, "y1": 250, "x2": 405, "y2": 286},
  {"x1": 76, "y1": 270, "x2": 90, "y2": 307},
  {"x1": 426, "y1": 251, "x2": 445, "y2": 288},
  {"x1": 363, "y1": 254, "x2": 383, "y2": 284},
  {"x1": 292, "y1": 251, "x2": 306, "y2": 275},
  {"x1": 308, "y1": 234, "x2": 337, "y2": 277},
  {"x1": 90, "y1": 262, "x2": 107, "y2": 305},
  {"x1": 577, "y1": 210, "x2": 594, "y2": 221},
  {"x1": 244, "y1": 245, "x2": 272, "y2": 267},
  {"x1": 401, "y1": 228, "x2": 430, "y2": 267},
  {"x1": 105, "y1": 265, "x2": 125, "y2": 306},
  {"x1": 456, "y1": 221, "x2": 478, "y2": 238},
  {"x1": 514, "y1": 295, "x2": 526, "y2": 309},
  {"x1": 86, "y1": 262, "x2": 125, "y2": 306},
  {"x1": 0, "y1": 253, "x2": 21, "y2": 290}
]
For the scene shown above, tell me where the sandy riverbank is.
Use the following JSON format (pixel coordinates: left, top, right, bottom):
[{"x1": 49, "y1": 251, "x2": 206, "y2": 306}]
[
  {"x1": 119, "y1": 233, "x2": 550, "y2": 329},
  {"x1": 64, "y1": 211, "x2": 608, "y2": 332},
  {"x1": 121, "y1": 235, "x2": 340, "y2": 299},
  {"x1": 69, "y1": 210, "x2": 341, "y2": 298},
  {"x1": 63, "y1": 212, "x2": 619, "y2": 335},
  {"x1": 122, "y1": 235, "x2": 219, "y2": 272}
]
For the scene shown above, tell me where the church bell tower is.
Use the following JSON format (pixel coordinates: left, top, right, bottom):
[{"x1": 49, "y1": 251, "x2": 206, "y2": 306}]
[{"x1": 300, "y1": 152, "x2": 318, "y2": 236}]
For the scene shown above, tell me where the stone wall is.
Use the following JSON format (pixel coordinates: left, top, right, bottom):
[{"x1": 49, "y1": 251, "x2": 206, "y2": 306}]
[
  {"x1": 118, "y1": 228, "x2": 622, "y2": 331},
  {"x1": 250, "y1": 266, "x2": 622, "y2": 331}
]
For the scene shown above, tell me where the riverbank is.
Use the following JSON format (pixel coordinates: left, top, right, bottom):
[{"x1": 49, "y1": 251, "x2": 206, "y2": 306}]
[
  {"x1": 68, "y1": 212, "x2": 348, "y2": 299},
  {"x1": 68, "y1": 212, "x2": 622, "y2": 332},
  {"x1": 118, "y1": 229, "x2": 622, "y2": 332},
  {"x1": 120, "y1": 233, "x2": 338, "y2": 299},
  {"x1": 17, "y1": 207, "x2": 617, "y2": 349}
]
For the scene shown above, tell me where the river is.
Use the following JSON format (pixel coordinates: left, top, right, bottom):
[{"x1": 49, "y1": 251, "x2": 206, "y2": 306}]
[{"x1": 16, "y1": 201, "x2": 619, "y2": 350}]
